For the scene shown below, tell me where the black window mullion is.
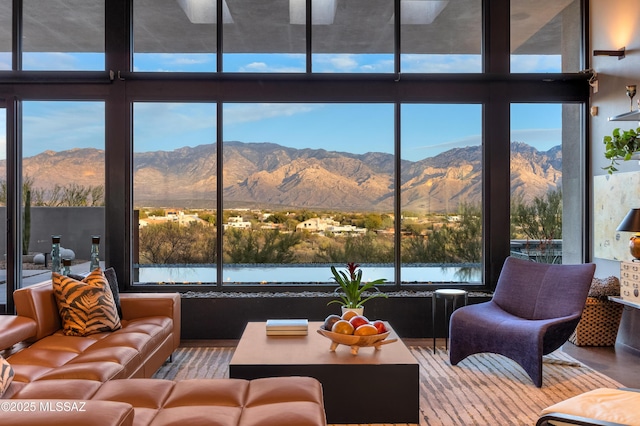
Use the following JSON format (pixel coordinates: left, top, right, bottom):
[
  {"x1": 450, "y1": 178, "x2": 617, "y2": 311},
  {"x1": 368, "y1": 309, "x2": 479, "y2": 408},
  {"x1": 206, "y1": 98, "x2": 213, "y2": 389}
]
[
  {"x1": 105, "y1": 0, "x2": 133, "y2": 286},
  {"x1": 12, "y1": 0, "x2": 21, "y2": 71},
  {"x1": 482, "y1": 0, "x2": 510, "y2": 75},
  {"x1": 306, "y1": 0, "x2": 312, "y2": 73},
  {"x1": 217, "y1": 0, "x2": 223, "y2": 72}
]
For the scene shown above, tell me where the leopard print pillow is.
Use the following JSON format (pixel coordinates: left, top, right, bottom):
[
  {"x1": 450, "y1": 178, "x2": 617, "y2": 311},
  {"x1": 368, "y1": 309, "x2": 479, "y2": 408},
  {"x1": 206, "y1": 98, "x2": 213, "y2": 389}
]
[
  {"x1": 52, "y1": 268, "x2": 122, "y2": 336},
  {"x1": 588, "y1": 276, "x2": 620, "y2": 299}
]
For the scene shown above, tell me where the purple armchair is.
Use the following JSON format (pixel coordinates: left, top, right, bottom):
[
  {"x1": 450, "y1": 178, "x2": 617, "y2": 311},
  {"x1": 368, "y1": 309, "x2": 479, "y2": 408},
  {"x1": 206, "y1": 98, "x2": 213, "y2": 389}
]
[{"x1": 449, "y1": 256, "x2": 596, "y2": 387}]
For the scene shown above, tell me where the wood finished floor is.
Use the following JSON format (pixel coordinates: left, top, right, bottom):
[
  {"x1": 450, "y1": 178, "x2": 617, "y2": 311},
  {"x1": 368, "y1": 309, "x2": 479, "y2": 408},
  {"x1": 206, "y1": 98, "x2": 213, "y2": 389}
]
[{"x1": 181, "y1": 338, "x2": 640, "y2": 426}]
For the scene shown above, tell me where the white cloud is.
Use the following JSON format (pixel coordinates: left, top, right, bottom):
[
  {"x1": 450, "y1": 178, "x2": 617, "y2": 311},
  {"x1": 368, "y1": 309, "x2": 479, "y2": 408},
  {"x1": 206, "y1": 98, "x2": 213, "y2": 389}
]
[
  {"x1": 510, "y1": 55, "x2": 561, "y2": 73},
  {"x1": 223, "y1": 103, "x2": 319, "y2": 126},
  {"x1": 238, "y1": 61, "x2": 304, "y2": 73},
  {"x1": 404, "y1": 127, "x2": 561, "y2": 160},
  {"x1": 400, "y1": 54, "x2": 481, "y2": 73},
  {"x1": 22, "y1": 52, "x2": 82, "y2": 71}
]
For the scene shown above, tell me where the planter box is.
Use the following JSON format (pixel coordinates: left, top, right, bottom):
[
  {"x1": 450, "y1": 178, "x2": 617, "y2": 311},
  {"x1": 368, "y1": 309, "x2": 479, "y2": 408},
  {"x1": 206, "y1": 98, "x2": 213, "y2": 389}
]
[{"x1": 179, "y1": 292, "x2": 491, "y2": 339}]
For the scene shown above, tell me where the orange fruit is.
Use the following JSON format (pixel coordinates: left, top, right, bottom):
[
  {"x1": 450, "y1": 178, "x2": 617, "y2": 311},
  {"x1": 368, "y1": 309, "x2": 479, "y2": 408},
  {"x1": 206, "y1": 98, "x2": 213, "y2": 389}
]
[
  {"x1": 341, "y1": 310, "x2": 359, "y2": 321},
  {"x1": 331, "y1": 320, "x2": 355, "y2": 335},
  {"x1": 354, "y1": 324, "x2": 378, "y2": 336}
]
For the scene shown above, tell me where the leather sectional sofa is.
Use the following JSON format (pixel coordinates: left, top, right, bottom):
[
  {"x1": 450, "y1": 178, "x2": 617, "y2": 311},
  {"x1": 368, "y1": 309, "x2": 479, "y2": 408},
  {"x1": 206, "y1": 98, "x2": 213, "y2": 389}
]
[
  {"x1": 1, "y1": 279, "x2": 327, "y2": 426},
  {"x1": 5, "y1": 280, "x2": 181, "y2": 382}
]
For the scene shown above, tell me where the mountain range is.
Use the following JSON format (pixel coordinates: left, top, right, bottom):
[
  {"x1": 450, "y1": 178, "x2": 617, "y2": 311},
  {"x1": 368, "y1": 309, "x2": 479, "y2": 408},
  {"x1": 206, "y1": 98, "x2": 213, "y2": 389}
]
[{"x1": 4, "y1": 141, "x2": 561, "y2": 212}]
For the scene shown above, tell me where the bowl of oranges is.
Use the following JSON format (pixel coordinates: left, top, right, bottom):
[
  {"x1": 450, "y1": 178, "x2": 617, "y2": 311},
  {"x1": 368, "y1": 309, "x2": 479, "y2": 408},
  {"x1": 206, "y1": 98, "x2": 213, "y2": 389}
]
[{"x1": 317, "y1": 311, "x2": 396, "y2": 354}]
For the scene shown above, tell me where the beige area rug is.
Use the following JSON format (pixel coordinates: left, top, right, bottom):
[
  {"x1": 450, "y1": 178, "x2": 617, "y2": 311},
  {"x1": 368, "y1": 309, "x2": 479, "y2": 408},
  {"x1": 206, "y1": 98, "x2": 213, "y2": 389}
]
[{"x1": 153, "y1": 346, "x2": 622, "y2": 426}]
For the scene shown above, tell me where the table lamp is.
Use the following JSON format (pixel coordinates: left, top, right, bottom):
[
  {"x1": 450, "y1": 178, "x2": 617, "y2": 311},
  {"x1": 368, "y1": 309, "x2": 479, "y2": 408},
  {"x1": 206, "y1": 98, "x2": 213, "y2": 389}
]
[{"x1": 616, "y1": 208, "x2": 640, "y2": 260}]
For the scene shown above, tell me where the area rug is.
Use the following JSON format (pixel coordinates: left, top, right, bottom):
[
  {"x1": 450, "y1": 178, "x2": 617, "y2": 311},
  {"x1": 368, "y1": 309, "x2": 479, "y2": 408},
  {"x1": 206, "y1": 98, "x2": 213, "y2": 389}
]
[{"x1": 153, "y1": 346, "x2": 622, "y2": 426}]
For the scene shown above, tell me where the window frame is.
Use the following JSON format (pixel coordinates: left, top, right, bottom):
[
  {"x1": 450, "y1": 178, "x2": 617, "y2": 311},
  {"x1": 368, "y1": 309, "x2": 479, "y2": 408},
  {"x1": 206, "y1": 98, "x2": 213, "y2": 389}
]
[{"x1": 0, "y1": 0, "x2": 591, "y2": 303}]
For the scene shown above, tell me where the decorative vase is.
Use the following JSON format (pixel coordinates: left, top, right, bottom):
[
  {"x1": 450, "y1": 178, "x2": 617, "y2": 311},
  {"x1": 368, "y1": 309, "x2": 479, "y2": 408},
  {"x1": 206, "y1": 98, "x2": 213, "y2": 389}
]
[
  {"x1": 341, "y1": 306, "x2": 364, "y2": 317},
  {"x1": 51, "y1": 235, "x2": 61, "y2": 274},
  {"x1": 62, "y1": 258, "x2": 72, "y2": 276},
  {"x1": 90, "y1": 235, "x2": 100, "y2": 271}
]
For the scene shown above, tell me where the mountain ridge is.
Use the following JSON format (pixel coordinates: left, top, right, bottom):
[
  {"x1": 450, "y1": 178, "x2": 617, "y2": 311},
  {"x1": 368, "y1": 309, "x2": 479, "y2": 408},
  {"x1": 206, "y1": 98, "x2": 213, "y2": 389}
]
[{"x1": 1, "y1": 141, "x2": 561, "y2": 212}]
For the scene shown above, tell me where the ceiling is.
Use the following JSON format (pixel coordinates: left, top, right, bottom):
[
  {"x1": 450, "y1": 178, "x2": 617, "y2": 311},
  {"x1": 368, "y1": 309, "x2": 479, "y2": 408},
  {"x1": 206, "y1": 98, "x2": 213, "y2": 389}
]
[{"x1": 0, "y1": 0, "x2": 578, "y2": 55}]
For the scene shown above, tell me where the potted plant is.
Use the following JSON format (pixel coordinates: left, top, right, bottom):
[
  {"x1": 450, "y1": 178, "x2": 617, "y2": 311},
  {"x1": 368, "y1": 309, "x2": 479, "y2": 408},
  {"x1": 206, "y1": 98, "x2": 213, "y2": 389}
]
[
  {"x1": 327, "y1": 262, "x2": 387, "y2": 315},
  {"x1": 603, "y1": 127, "x2": 640, "y2": 174}
]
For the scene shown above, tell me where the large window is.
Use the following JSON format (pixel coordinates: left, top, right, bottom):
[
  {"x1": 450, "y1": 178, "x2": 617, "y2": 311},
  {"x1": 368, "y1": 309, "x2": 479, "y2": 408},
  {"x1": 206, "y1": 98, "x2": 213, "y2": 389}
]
[
  {"x1": 400, "y1": 104, "x2": 482, "y2": 283},
  {"x1": 133, "y1": 102, "x2": 217, "y2": 284},
  {"x1": 401, "y1": 0, "x2": 482, "y2": 73},
  {"x1": 224, "y1": 0, "x2": 305, "y2": 72},
  {"x1": 312, "y1": 1, "x2": 393, "y2": 73},
  {"x1": 221, "y1": 103, "x2": 394, "y2": 285},
  {"x1": 509, "y1": 103, "x2": 582, "y2": 263},
  {"x1": 134, "y1": 0, "x2": 217, "y2": 72},
  {"x1": 510, "y1": 0, "x2": 582, "y2": 73},
  {"x1": 0, "y1": 1, "x2": 589, "y2": 298},
  {"x1": 23, "y1": 0, "x2": 105, "y2": 71},
  {"x1": 15, "y1": 102, "x2": 105, "y2": 280}
]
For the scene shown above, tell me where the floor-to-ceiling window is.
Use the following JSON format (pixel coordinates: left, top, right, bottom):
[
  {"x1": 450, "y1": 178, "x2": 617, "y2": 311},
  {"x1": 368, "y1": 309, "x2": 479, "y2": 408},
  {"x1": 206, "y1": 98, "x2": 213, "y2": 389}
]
[
  {"x1": 133, "y1": 102, "x2": 217, "y2": 284},
  {"x1": 400, "y1": 104, "x2": 483, "y2": 283},
  {"x1": 0, "y1": 0, "x2": 590, "y2": 300},
  {"x1": 21, "y1": 101, "x2": 106, "y2": 275},
  {"x1": 220, "y1": 102, "x2": 394, "y2": 285}
]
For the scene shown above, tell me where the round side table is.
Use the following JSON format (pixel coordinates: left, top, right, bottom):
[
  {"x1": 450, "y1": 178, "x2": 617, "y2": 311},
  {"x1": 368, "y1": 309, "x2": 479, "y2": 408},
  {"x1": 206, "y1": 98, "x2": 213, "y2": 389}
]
[{"x1": 432, "y1": 289, "x2": 468, "y2": 354}]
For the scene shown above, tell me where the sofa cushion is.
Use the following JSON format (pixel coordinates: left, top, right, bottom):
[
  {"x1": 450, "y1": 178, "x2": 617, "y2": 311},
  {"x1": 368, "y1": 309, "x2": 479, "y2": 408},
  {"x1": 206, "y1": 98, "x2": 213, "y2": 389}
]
[
  {"x1": 52, "y1": 268, "x2": 122, "y2": 337},
  {"x1": 0, "y1": 355, "x2": 14, "y2": 397},
  {"x1": 104, "y1": 267, "x2": 123, "y2": 318}
]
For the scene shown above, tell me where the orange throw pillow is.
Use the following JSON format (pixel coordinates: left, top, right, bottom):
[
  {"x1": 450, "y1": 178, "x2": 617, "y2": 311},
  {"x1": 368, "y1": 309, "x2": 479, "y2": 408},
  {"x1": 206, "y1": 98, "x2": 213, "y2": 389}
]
[{"x1": 52, "y1": 268, "x2": 122, "y2": 336}]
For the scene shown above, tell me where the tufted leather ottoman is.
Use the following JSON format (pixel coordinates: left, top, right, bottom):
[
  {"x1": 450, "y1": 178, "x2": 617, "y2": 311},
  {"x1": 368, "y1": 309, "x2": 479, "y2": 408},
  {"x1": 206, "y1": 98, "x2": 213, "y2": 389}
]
[{"x1": 4, "y1": 376, "x2": 327, "y2": 426}]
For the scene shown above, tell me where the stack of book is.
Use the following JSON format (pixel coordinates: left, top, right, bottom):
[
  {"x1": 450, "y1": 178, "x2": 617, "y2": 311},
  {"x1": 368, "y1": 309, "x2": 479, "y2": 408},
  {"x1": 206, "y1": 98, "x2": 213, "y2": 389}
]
[{"x1": 265, "y1": 319, "x2": 309, "y2": 336}]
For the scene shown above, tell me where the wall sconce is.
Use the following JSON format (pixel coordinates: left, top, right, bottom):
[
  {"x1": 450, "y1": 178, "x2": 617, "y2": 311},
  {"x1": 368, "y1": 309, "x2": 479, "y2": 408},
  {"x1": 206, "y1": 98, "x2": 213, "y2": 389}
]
[{"x1": 593, "y1": 47, "x2": 626, "y2": 60}]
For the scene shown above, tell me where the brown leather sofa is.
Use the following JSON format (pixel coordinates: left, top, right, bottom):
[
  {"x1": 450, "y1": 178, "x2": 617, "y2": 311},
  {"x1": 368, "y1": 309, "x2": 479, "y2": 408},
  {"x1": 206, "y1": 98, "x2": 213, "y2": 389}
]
[
  {"x1": 5, "y1": 280, "x2": 181, "y2": 382},
  {"x1": 1, "y1": 281, "x2": 327, "y2": 426},
  {"x1": 3, "y1": 376, "x2": 327, "y2": 426}
]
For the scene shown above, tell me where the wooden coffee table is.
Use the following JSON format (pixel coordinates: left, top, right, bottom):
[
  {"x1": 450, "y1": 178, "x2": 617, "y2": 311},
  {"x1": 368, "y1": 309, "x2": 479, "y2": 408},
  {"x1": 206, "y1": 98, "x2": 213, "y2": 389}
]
[{"x1": 229, "y1": 321, "x2": 420, "y2": 424}]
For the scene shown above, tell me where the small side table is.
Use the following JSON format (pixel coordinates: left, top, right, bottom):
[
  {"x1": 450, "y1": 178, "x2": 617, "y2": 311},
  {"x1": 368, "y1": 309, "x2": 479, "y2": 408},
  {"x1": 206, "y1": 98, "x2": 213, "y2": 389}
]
[{"x1": 432, "y1": 289, "x2": 468, "y2": 354}]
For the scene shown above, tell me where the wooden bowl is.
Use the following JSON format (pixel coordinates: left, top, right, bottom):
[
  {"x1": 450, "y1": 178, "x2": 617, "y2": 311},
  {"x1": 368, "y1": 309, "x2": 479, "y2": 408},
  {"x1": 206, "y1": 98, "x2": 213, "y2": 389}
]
[{"x1": 317, "y1": 328, "x2": 396, "y2": 354}]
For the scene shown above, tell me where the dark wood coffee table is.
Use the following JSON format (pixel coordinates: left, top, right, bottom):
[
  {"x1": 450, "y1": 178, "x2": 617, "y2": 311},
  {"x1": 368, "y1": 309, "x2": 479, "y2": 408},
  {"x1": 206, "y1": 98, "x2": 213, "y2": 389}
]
[{"x1": 229, "y1": 321, "x2": 420, "y2": 424}]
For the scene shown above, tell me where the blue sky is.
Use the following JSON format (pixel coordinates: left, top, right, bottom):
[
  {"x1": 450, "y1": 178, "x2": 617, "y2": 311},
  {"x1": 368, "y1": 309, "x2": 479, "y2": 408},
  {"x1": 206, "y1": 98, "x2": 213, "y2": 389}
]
[{"x1": 2, "y1": 52, "x2": 563, "y2": 161}]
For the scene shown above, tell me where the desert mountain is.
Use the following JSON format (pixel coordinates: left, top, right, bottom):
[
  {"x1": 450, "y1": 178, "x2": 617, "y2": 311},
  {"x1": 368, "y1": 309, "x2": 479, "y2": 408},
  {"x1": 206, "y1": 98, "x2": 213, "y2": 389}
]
[{"x1": 4, "y1": 141, "x2": 561, "y2": 212}]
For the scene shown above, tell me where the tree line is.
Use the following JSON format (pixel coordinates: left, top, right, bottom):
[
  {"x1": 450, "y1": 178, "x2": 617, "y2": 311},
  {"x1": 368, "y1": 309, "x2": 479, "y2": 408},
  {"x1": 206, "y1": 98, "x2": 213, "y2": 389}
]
[{"x1": 136, "y1": 189, "x2": 562, "y2": 265}]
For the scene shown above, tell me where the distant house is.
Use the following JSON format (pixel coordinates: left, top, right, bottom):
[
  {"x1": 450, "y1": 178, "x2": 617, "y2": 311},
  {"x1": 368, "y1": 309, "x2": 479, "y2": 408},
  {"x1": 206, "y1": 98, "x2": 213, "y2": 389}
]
[
  {"x1": 139, "y1": 210, "x2": 208, "y2": 228},
  {"x1": 224, "y1": 216, "x2": 252, "y2": 230},
  {"x1": 325, "y1": 224, "x2": 367, "y2": 236},
  {"x1": 296, "y1": 217, "x2": 340, "y2": 233},
  {"x1": 296, "y1": 218, "x2": 366, "y2": 236}
]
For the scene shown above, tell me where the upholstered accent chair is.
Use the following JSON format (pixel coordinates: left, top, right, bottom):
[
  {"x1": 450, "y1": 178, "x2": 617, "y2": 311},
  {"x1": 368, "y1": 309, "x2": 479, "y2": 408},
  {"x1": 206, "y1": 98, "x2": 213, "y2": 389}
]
[{"x1": 449, "y1": 256, "x2": 596, "y2": 387}]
